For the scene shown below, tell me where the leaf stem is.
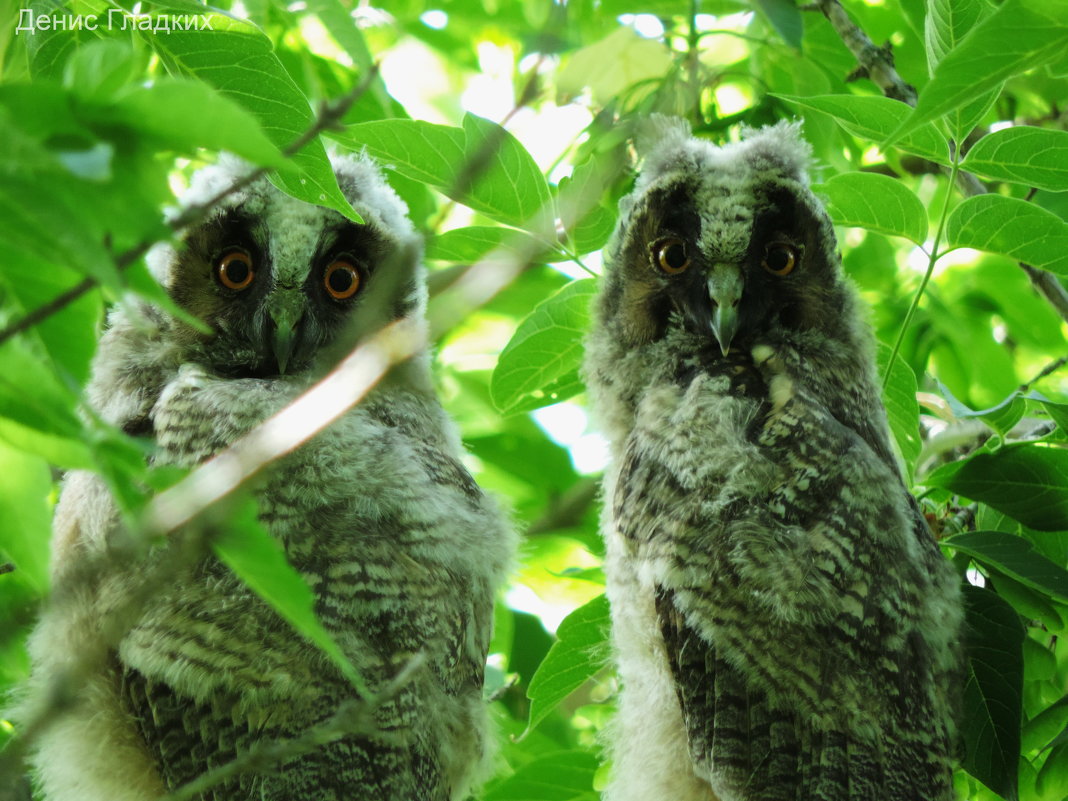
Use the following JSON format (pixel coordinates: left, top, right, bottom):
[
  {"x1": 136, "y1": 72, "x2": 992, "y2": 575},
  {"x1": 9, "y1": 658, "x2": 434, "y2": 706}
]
[{"x1": 882, "y1": 158, "x2": 961, "y2": 387}]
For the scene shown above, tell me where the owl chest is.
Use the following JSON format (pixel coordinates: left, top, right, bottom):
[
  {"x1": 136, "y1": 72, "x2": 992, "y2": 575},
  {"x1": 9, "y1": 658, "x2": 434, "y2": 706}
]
[{"x1": 617, "y1": 369, "x2": 831, "y2": 555}]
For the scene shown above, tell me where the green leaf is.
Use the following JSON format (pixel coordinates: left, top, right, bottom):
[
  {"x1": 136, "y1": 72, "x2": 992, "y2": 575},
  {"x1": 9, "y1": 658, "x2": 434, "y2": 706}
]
[
  {"x1": 892, "y1": 0, "x2": 1068, "y2": 142},
  {"x1": 557, "y1": 26, "x2": 673, "y2": 107},
  {"x1": 491, "y1": 279, "x2": 596, "y2": 415},
  {"x1": 1037, "y1": 742, "x2": 1068, "y2": 798},
  {"x1": 925, "y1": 445, "x2": 1068, "y2": 531},
  {"x1": 961, "y1": 585, "x2": 1023, "y2": 801},
  {"x1": 961, "y1": 127, "x2": 1068, "y2": 192},
  {"x1": 0, "y1": 174, "x2": 121, "y2": 289},
  {"x1": 817, "y1": 173, "x2": 928, "y2": 244},
  {"x1": 145, "y1": 14, "x2": 358, "y2": 222},
  {"x1": 339, "y1": 115, "x2": 553, "y2": 229},
  {"x1": 428, "y1": 226, "x2": 558, "y2": 264},
  {"x1": 483, "y1": 750, "x2": 598, "y2": 801},
  {"x1": 753, "y1": 0, "x2": 803, "y2": 50},
  {"x1": 523, "y1": 594, "x2": 610, "y2": 737},
  {"x1": 1023, "y1": 697, "x2": 1068, "y2": 753},
  {"x1": 0, "y1": 441, "x2": 52, "y2": 593},
  {"x1": 104, "y1": 79, "x2": 288, "y2": 167},
  {"x1": 945, "y1": 195, "x2": 1068, "y2": 275},
  {"x1": 935, "y1": 381, "x2": 1026, "y2": 441},
  {"x1": 336, "y1": 118, "x2": 465, "y2": 188},
  {"x1": 776, "y1": 94, "x2": 950, "y2": 164},
  {"x1": 946, "y1": 531, "x2": 1068, "y2": 604},
  {"x1": 877, "y1": 343, "x2": 921, "y2": 478},
  {"x1": 212, "y1": 500, "x2": 368, "y2": 696},
  {"x1": 461, "y1": 113, "x2": 554, "y2": 230},
  {"x1": 924, "y1": 0, "x2": 998, "y2": 141}
]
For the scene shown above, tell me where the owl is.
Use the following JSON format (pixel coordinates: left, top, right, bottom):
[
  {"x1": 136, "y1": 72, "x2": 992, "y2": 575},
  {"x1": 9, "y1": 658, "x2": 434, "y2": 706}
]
[
  {"x1": 584, "y1": 119, "x2": 962, "y2": 801},
  {"x1": 24, "y1": 154, "x2": 514, "y2": 801}
]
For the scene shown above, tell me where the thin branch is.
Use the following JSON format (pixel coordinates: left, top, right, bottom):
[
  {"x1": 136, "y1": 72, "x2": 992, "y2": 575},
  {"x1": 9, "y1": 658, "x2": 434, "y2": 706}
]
[
  {"x1": 812, "y1": 0, "x2": 1068, "y2": 327},
  {"x1": 157, "y1": 654, "x2": 426, "y2": 801},
  {"x1": 0, "y1": 66, "x2": 380, "y2": 350},
  {"x1": 1019, "y1": 354, "x2": 1068, "y2": 394},
  {"x1": 813, "y1": 0, "x2": 916, "y2": 104}
]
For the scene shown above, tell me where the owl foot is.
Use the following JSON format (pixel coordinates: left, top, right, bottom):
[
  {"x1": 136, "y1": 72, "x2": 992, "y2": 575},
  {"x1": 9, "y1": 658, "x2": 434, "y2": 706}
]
[{"x1": 751, "y1": 345, "x2": 794, "y2": 413}]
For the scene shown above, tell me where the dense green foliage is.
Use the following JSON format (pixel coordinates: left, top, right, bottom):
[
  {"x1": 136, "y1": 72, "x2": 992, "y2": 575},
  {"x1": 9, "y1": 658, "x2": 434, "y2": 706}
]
[{"x1": 1, "y1": 0, "x2": 1068, "y2": 799}]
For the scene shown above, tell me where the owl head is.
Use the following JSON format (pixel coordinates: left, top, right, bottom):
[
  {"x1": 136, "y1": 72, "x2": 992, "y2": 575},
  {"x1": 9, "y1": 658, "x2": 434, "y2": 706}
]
[
  {"x1": 147, "y1": 153, "x2": 422, "y2": 379},
  {"x1": 598, "y1": 118, "x2": 847, "y2": 356}
]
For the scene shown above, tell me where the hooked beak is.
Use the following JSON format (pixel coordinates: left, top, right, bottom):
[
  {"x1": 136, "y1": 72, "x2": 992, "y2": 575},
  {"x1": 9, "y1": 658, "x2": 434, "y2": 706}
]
[
  {"x1": 680, "y1": 263, "x2": 742, "y2": 356},
  {"x1": 709, "y1": 265, "x2": 742, "y2": 356},
  {"x1": 268, "y1": 292, "x2": 304, "y2": 375}
]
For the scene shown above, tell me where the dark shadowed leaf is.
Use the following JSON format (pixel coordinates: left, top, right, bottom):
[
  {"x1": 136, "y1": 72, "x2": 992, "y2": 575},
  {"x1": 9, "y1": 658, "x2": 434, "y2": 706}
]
[
  {"x1": 946, "y1": 531, "x2": 1068, "y2": 603},
  {"x1": 961, "y1": 585, "x2": 1023, "y2": 801},
  {"x1": 926, "y1": 445, "x2": 1068, "y2": 531}
]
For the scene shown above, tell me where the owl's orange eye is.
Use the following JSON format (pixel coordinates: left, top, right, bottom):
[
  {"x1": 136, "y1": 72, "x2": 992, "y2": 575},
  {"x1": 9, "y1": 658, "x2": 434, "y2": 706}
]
[
  {"x1": 762, "y1": 243, "x2": 798, "y2": 276},
  {"x1": 324, "y1": 259, "x2": 361, "y2": 300},
  {"x1": 655, "y1": 238, "x2": 690, "y2": 274},
  {"x1": 216, "y1": 250, "x2": 255, "y2": 291}
]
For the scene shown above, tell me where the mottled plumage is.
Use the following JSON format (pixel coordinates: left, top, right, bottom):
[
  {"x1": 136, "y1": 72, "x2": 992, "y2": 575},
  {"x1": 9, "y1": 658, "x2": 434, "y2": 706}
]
[
  {"x1": 26, "y1": 155, "x2": 513, "y2": 801},
  {"x1": 584, "y1": 119, "x2": 962, "y2": 801}
]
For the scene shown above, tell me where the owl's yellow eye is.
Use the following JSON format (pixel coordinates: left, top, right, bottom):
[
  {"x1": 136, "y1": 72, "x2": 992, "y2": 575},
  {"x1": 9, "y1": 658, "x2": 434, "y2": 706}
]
[
  {"x1": 324, "y1": 259, "x2": 361, "y2": 300},
  {"x1": 762, "y1": 243, "x2": 798, "y2": 276},
  {"x1": 656, "y1": 238, "x2": 690, "y2": 275},
  {"x1": 216, "y1": 250, "x2": 255, "y2": 291}
]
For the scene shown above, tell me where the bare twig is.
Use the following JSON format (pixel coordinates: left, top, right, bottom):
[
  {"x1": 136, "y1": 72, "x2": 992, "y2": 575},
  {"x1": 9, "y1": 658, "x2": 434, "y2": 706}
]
[
  {"x1": 811, "y1": 0, "x2": 1068, "y2": 326},
  {"x1": 157, "y1": 654, "x2": 427, "y2": 801},
  {"x1": 1019, "y1": 354, "x2": 1068, "y2": 394},
  {"x1": 813, "y1": 0, "x2": 916, "y2": 104},
  {"x1": 0, "y1": 66, "x2": 380, "y2": 350}
]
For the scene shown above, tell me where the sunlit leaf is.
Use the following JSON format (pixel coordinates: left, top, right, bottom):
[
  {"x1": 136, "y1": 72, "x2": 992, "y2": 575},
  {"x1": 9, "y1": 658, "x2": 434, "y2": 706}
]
[
  {"x1": 340, "y1": 114, "x2": 553, "y2": 229},
  {"x1": 892, "y1": 0, "x2": 1068, "y2": 141},
  {"x1": 753, "y1": 0, "x2": 803, "y2": 50},
  {"x1": 961, "y1": 127, "x2": 1068, "y2": 192},
  {"x1": 105, "y1": 79, "x2": 289, "y2": 167},
  {"x1": 945, "y1": 195, "x2": 1068, "y2": 275},
  {"x1": 558, "y1": 26, "x2": 673, "y2": 106},
  {"x1": 145, "y1": 15, "x2": 358, "y2": 221},
  {"x1": 428, "y1": 226, "x2": 558, "y2": 263},
  {"x1": 818, "y1": 173, "x2": 928, "y2": 244},
  {"x1": 877, "y1": 343, "x2": 921, "y2": 478},
  {"x1": 0, "y1": 441, "x2": 52, "y2": 592},
  {"x1": 776, "y1": 94, "x2": 950, "y2": 164},
  {"x1": 491, "y1": 279, "x2": 596, "y2": 415},
  {"x1": 524, "y1": 594, "x2": 610, "y2": 737},
  {"x1": 483, "y1": 750, "x2": 599, "y2": 801}
]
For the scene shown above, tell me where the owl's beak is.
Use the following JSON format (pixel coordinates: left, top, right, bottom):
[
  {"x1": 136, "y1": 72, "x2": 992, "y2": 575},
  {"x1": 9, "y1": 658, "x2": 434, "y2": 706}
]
[
  {"x1": 707, "y1": 264, "x2": 742, "y2": 356},
  {"x1": 268, "y1": 294, "x2": 304, "y2": 375}
]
